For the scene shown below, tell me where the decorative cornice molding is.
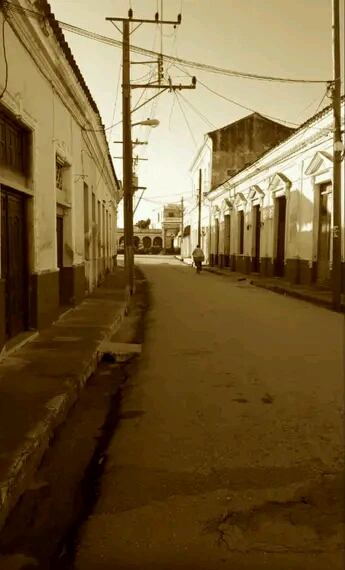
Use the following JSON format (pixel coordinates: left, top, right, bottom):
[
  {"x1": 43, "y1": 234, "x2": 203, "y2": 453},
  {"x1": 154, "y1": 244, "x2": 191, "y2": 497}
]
[{"x1": 304, "y1": 150, "x2": 333, "y2": 176}]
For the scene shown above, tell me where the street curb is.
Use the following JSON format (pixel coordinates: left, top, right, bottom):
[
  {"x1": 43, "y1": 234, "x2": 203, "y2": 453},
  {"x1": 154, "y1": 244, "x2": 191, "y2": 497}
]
[
  {"x1": 176, "y1": 256, "x2": 336, "y2": 310},
  {"x1": 252, "y1": 281, "x2": 333, "y2": 311},
  {"x1": 0, "y1": 286, "x2": 131, "y2": 533}
]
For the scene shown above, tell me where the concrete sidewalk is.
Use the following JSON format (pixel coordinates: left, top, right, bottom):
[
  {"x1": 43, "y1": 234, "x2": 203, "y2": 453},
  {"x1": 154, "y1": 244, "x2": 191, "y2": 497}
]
[
  {"x1": 176, "y1": 256, "x2": 334, "y2": 311},
  {"x1": 0, "y1": 268, "x2": 131, "y2": 532}
]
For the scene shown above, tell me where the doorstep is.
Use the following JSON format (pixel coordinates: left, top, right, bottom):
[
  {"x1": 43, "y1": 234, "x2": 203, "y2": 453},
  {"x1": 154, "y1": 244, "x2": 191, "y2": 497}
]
[{"x1": 0, "y1": 268, "x2": 131, "y2": 533}]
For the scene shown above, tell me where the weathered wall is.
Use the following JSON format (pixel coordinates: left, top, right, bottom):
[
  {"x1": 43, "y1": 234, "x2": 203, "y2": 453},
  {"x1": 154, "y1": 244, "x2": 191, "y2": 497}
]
[
  {"x1": 209, "y1": 114, "x2": 294, "y2": 190},
  {"x1": 0, "y1": 7, "x2": 120, "y2": 347}
]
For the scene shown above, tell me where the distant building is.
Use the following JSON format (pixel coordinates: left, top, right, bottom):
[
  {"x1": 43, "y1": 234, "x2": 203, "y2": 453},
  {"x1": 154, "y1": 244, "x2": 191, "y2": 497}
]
[
  {"x1": 187, "y1": 113, "x2": 295, "y2": 262},
  {"x1": 154, "y1": 204, "x2": 183, "y2": 249}
]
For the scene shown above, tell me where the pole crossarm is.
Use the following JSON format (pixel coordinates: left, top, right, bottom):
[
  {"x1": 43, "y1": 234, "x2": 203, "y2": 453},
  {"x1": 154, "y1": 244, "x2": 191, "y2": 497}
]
[
  {"x1": 130, "y1": 84, "x2": 196, "y2": 90},
  {"x1": 106, "y1": 17, "x2": 181, "y2": 25}
]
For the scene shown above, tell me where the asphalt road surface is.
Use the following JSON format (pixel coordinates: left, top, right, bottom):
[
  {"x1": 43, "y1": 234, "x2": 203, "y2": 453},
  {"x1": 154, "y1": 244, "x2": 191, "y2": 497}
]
[{"x1": 75, "y1": 256, "x2": 344, "y2": 570}]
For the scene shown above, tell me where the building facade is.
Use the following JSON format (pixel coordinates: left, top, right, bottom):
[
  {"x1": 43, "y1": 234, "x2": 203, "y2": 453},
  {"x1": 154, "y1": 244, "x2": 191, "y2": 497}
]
[
  {"x1": 187, "y1": 113, "x2": 295, "y2": 262},
  {"x1": 117, "y1": 227, "x2": 163, "y2": 251},
  {"x1": 207, "y1": 99, "x2": 345, "y2": 288},
  {"x1": 0, "y1": 1, "x2": 122, "y2": 352},
  {"x1": 154, "y1": 203, "x2": 182, "y2": 249}
]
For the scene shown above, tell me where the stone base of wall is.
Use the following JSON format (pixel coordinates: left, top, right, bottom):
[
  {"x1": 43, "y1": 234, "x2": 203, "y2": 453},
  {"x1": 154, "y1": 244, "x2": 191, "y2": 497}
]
[
  {"x1": 223, "y1": 254, "x2": 230, "y2": 268},
  {"x1": 219, "y1": 254, "x2": 224, "y2": 268},
  {"x1": 260, "y1": 257, "x2": 274, "y2": 278},
  {"x1": 0, "y1": 279, "x2": 6, "y2": 352},
  {"x1": 60, "y1": 264, "x2": 86, "y2": 307},
  {"x1": 235, "y1": 255, "x2": 251, "y2": 274},
  {"x1": 230, "y1": 255, "x2": 236, "y2": 271},
  {"x1": 209, "y1": 254, "x2": 214, "y2": 267},
  {"x1": 29, "y1": 270, "x2": 60, "y2": 331}
]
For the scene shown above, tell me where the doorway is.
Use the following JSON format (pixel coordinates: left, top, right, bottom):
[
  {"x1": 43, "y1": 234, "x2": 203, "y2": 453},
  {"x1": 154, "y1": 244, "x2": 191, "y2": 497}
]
[
  {"x1": 224, "y1": 214, "x2": 231, "y2": 266},
  {"x1": 317, "y1": 183, "x2": 332, "y2": 284},
  {"x1": 56, "y1": 215, "x2": 64, "y2": 304},
  {"x1": 214, "y1": 218, "x2": 219, "y2": 264},
  {"x1": 274, "y1": 196, "x2": 286, "y2": 277},
  {"x1": 1, "y1": 188, "x2": 28, "y2": 340},
  {"x1": 252, "y1": 205, "x2": 261, "y2": 273}
]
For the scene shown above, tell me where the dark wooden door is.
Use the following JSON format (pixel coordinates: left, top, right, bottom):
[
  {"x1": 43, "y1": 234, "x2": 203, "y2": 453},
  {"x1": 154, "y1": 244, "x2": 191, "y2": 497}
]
[
  {"x1": 317, "y1": 184, "x2": 332, "y2": 284},
  {"x1": 56, "y1": 216, "x2": 64, "y2": 304},
  {"x1": 1, "y1": 189, "x2": 27, "y2": 339},
  {"x1": 252, "y1": 205, "x2": 261, "y2": 273},
  {"x1": 275, "y1": 196, "x2": 286, "y2": 277}
]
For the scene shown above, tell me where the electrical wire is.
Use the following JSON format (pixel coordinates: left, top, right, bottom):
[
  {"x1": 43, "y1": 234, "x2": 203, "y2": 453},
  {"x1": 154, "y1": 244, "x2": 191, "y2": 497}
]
[
  {"x1": 6, "y1": 3, "x2": 328, "y2": 85},
  {"x1": 177, "y1": 91, "x2": 216, "y2": 129},
  {"x1": 175, "y1": 91, "x2": 197, "y2": 147},
  {"x1": 0, "y1": 13, "x2": 9, "y2": 100},
  {"x1": 168, "y1": 91, "x2": 177, "y2": 130}
]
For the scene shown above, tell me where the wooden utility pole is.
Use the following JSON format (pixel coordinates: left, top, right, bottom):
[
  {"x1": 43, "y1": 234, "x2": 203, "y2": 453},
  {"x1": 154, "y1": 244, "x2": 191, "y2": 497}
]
[
  {"x1": 122, "y1": 19, "x2": 134, "y2": 292},
  {"x1": 106, "y1": 9, "x2": 196, "y2": 295},
  {"x1": 181, "y1": 196, "x2": 184, "y2": 260},
  {"x1": 198, "y1": 168, "x2": 202, "y2": 246},
  {"x1": 331, "y1": 0, "x2": 343, "y2": 311}
]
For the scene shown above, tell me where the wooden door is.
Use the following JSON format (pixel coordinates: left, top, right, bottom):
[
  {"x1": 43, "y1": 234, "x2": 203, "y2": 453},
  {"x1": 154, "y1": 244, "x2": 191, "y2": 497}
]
[
  {"x1": 317, "y1": 184, "x2": 332, "y2": 283},
  {"x1": 224, "y1": 215, "x2": 231, "y2": 256},
  {"x1": 238, "y1": 211, "x2": 244, "y2": 254},
  {"x1": 1, "y1": 189, "x2": 27, "y2": 339},
  {"x1": 275, "y1": 196, "x2": 286, "y2": 277},
  {"x1": 56, "y1": 216, "x2": 64, "y2": 303},
  {"x1": 252, "y1": 205, "x2": 261, "y2": 273}
]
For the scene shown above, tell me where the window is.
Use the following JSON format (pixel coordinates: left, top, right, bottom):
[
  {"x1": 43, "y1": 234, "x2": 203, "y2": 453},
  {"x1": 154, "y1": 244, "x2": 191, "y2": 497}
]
[
  {"x1": 56, "y1": 161, "x2": 64, "y2": 190},
  {"x1": 238, "y1": 210, "x2": 244, "y2": 254},
  {"x1": 0, "y1": 114, "x2": 26, "y2": 174}
]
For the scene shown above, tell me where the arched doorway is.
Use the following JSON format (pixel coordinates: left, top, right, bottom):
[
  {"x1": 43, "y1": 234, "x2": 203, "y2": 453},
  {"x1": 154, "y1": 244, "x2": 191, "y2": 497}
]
[
  {"x1": 133, "y1": 236, "x2": 140, "y2": 250},
  {"x1": 143, "y1": 236, "x2": 152, "y2": 249},
  {"x1": 119, "y1": 236, "x2": 124, "y2": 247},
  {"x1": 153, "y1": 236, "x2": 162, "y2": 247}
]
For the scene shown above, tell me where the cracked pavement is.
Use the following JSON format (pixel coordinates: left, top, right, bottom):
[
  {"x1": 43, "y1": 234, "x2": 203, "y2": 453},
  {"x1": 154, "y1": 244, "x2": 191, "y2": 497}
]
[{"x1": 75, "y1": 257, "x2": 344, "y2": 569}]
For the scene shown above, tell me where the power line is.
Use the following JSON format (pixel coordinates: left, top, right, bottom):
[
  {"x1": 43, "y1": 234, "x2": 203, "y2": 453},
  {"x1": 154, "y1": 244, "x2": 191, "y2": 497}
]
[
  {"x1": 175, "y1": 92, "x2": 197, "y2": 146},
  {"x1": 54, "y1": 19, "x2": 329, "y2": 84},
  {"x1": 6, "y1": 3, "x2": 328, "y2": 85},
  {"x1": 177, "y1": 91, "x2": 216, "y2": 129},
  {"x1": 0, "y1": 14, "x2": 9, "y2": 100}
]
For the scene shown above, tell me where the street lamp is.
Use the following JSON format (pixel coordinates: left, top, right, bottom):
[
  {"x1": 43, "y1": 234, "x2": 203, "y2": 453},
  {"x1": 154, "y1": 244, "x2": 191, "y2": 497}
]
[
  {"x1": 132, "y1": 119, "x2": 160, "y2": 128},
  {"x1": 123, "y1": 117, "x2": 159, "y2": 295}
]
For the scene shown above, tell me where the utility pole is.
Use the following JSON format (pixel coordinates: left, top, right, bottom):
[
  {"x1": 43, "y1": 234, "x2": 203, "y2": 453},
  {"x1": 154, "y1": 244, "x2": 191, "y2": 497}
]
[
  {"x1": 106, "y1": 9, "x2": 196, "y2": 295},
  {"x1": 331, "y1": 0, "x2": 343, "y2": 312},
  {"x1": 181, "y1": 196, "x2": 184, "y2": 260},
  {"x1": 198, "y1": 168, "x2": 202, "y2": 246}
]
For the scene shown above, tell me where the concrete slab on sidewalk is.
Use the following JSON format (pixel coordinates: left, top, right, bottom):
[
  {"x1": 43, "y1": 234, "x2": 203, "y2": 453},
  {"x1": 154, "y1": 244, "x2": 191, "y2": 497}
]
[{"x1": 0, "y1": 269, "x2": 131, "y2": 532}]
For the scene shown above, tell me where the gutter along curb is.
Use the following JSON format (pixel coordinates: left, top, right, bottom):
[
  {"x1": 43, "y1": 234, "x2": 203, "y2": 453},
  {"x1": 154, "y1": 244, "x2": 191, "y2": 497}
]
[{"x1": 0, "y1": 285, "x2": 131, "y2": 533}]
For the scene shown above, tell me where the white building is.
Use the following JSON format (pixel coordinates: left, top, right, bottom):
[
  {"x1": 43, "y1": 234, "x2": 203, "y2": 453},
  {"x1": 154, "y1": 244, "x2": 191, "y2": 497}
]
[
  {"x1": 187, "y1": 115, "x2": 295, "y2": 264},
  {"x1": 207, "y1": 99, "x2": 345, "y2": 289},
  {"x1": 0, "y1": 0, "x2": 122, "y2": 352}
]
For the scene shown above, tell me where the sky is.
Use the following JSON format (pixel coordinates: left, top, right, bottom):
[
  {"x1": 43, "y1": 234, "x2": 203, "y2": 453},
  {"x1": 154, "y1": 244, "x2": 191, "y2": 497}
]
[{"x1": 49, "y1": 0, "x2": 344, "y2": 227}]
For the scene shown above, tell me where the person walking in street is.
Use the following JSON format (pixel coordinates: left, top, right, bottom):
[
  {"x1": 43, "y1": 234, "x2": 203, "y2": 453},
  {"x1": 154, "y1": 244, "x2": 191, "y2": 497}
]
[{"x1": 192, "y1": 244, "x2": 205, "y2": 274}]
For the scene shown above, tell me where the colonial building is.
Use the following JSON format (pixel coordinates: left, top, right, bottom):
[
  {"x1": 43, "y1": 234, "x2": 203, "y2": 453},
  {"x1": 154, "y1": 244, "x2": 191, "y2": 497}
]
[
  {"x1": 154, "y1": 203, "x2": 182, "y2": 249},
  {"x1": 0, "y1": 1, "x2": 122, "y2": 352},
  {"x1": 117, "y1": 227, "x2": 163, "y2": 251},
  {"x1": 187, "y1": 113, "x2": 295, "y2": 262},
  {"x1": 207, "y1": 98, "x2": 345, "y2": 288}
]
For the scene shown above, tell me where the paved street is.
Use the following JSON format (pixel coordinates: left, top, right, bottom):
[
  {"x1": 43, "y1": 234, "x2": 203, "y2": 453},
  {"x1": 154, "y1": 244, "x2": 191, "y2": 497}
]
[{"x1": 75, "y1": 256, "x2": 344, "y2": 569}]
